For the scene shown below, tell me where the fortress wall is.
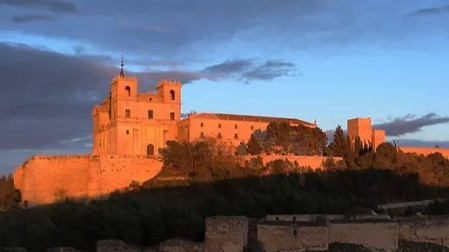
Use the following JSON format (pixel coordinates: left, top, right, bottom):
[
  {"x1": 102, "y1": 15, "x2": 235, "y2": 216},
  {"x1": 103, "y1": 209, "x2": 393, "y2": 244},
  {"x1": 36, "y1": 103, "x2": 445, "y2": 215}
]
[
  {"x1": 398, "y1": 216, "x2": 449, "y2": 246},
  {"x1": 14, "y1": 155, "x2": 163, "y2": 205},
  {"x1": 14, "y1": 155, "x2": 92, "y2": 205},
  {"x1": 257, "y1": 222, "x2": 328, "y2": 252},
  {"x1": 329, "y1": 221, "x2": 398, "y2": 252},
  {"x1": 242, "y1": 155, "x2": 343, "y2": 169},
  {"x1": 399, "y1": 146, "x2": 449, "y2": 159},
  {"x1": 204, "y1": 216, "x2": 248, "y2": 252},
  {"x1": 91, "y1": 155, "x2": 162, "y2": 197}
]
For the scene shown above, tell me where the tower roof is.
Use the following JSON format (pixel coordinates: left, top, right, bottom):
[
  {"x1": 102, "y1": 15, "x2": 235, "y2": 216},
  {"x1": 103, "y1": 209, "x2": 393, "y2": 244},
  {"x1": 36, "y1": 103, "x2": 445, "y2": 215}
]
[{"x1": 119, "y1": 56, "x2": 124, "y2": 78}]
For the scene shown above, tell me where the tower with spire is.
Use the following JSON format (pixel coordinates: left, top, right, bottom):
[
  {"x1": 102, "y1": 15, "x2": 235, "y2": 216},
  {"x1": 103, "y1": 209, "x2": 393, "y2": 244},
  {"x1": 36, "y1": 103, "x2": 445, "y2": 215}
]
[{"x1": 119, "y1": 56, "x2": 125, "y2": 78}]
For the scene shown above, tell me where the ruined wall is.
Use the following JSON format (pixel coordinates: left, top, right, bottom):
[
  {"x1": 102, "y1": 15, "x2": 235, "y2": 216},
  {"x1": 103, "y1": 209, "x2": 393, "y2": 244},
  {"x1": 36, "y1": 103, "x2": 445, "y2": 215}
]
[
  {"x1": 257, "y1": 221, "x2": 328, "y2": 252},
  {"x1": 329, "y1": 220, "x2": 398, "y2": 252},
  {"x1": 265, "y1": 214, "x2": 391, "y2": 222},
  {"x1": 159, "y1": 238, "x2": 204, "y2": 252},
  {"x1": 204, "y1": 216, "x2": 248, "y2": 252},
  {"x1": 400, "y1": 146, "x2": 449, "y2": 159},
  {"x1": 242, "y1": 155, "x2": 343, "y2": 169},
  {"x1": 398, "y1": 216, "x2": 449, "y2": 246},
  {"x1": 14, "y1": 155, "x2": 162, "y2": 205}
]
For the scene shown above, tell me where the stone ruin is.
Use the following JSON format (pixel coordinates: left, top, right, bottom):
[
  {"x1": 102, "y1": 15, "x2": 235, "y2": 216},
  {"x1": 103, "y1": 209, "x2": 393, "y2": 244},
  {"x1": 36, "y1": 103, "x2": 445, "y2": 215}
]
[{"x1": 4, "y1": 214, "x2": 449, "y2": 252}]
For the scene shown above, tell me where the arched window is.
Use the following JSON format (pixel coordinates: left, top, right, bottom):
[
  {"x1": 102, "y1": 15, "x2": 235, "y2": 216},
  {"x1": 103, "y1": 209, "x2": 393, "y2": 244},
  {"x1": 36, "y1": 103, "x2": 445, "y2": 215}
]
[
  {"x1": 125, "y1": 86, "x2": 131, "y2": 96},
  {"x1": 147, "y1": 144, "x2": 155, "y2": 156},
  {"x1": 170, "y1": 90, "x2": 175, "y2": 100}
]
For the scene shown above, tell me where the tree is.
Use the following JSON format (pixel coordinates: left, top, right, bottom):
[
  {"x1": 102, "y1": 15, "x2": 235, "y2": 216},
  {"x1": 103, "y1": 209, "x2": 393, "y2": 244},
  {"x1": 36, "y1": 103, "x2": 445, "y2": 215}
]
[
  {"x1": 247, "y1": 134, "x2": 262, "y2": 155},
  {"x1": 328, "y1": 125, "x2": 348, "y2": 157}
]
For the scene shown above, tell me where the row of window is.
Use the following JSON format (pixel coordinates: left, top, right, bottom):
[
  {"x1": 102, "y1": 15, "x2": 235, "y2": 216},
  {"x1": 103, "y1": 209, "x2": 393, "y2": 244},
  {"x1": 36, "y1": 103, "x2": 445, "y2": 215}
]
[
  {"x1": 200, "y1": 132, "x2": 239, "y2": 139},
  {"x1": 124, "y1": 109, "x2": 175, "y2": 121},
  {"x1": 200, "y1": 122, "x2": 254, "y2": 130}
]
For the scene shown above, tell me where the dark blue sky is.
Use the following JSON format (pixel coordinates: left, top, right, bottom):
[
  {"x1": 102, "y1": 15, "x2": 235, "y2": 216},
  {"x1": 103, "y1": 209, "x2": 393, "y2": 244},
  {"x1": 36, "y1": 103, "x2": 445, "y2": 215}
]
[{"x1": 1, "y1": 0, "x2": 449, "y2": 175}]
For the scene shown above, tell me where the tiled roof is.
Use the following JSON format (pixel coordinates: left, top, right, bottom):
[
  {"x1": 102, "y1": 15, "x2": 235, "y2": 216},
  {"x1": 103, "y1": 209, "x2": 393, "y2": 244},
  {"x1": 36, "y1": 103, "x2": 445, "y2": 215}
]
[{"x1": 188, "y1": 113, "x2": 315, "y2": 126}]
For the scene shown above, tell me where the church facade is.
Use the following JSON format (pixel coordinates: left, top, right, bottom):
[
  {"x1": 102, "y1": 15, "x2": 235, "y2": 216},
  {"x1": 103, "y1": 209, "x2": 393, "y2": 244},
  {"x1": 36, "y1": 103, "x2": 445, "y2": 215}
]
[{"x1": 91, "y1": 68, "x2": 317, "y2": 156}]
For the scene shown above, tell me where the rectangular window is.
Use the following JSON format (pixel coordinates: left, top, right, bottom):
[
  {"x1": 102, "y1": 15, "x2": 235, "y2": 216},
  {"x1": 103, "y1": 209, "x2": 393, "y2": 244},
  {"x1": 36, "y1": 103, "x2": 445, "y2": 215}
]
[
  {"x1": 125, "y1": 109, "x2": 131, "y2": 118},
  {"x1": 234, "y1": 134, "x2": 238, "y2": 139},
  {"x1": 201, "y1": 122, "x2": 204, "y2": 127},
  {"x1": 235, "y1": 124, "x2": 238, "y2": 129},
  {"x1": 126, "y1": 130, "x2": 129, "y2": 135},
  {"x1": 200, "y1": 132, "x2": 204, "y2": 138},
  {"x1": 170, "y1": 112, "x2": 175, "y2": 121},
  {"x1": 251, "y1": 125, "x2": 254, "y2": 130},
  {"x1": 218, "y1": 123, "x2": 221, "y2": 128},
  {"x1": 148, "y1": 110, "x2": 153, "y2": 119},
  {"x1": 218, "y1": 133, "x2": 222, "y2": 139}
]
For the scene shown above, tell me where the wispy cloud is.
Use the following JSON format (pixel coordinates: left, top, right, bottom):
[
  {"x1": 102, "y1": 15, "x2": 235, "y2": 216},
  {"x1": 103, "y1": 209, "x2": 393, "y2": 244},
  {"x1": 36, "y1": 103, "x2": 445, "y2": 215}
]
[
  {"x1": 202, "y1": 59, "x2": 297, "y2": 82},
  {"x1": 407, "y1": 4, "x2": 449, "y2": 16},
  {"x1": 12, "y1": 14, "x2": 55, "y2": 23},
  {"x1": 242, "y1": 60, "x2": 297, "y2": 81},
  {"x1": 374, "y1": 113, "x2": 449, "y2": 137},
  {"x1": 0, "y1": 0, "x2": 77, "y2": 13}
]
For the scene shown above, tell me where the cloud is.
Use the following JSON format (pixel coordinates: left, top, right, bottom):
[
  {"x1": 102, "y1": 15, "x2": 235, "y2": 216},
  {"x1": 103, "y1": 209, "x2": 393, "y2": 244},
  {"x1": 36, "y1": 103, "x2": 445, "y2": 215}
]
[
  {"x1": 201, "y1": 59, "x2": 297, "y2": 82},
  {"x1": 0, "y1": 0, "x2": 77, "y2": 13},
  {"x1": 12, "y1": 14, "x2": 55, "y2": 23},
  {"x1": 407, "y1": 5, "x2": 449, "y2": 16},
  {"x1": 0, "y1": 42, "x2": 115, "y2": 150},
  {"x1": 374, "y1": 113, "x2": 449, "y2": 137},
  {"x1": 242, "y1": 60, "x2": 297, "y2": 81},
  {"x1": 203, "y1": 59, "x2": 252, "y2": 76}
]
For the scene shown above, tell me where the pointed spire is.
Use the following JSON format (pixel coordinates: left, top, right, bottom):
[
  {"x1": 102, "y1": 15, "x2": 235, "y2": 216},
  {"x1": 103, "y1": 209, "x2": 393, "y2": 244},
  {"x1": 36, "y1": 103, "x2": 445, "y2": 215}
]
[{"x1": 119, "y1": 55, "x2": 125, "y2": 78}]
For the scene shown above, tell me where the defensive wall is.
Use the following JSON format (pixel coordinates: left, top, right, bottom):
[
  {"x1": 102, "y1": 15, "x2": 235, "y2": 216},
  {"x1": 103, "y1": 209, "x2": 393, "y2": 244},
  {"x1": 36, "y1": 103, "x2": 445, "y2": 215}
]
[
  {"x1": 13, "y1": 155, "x2": 162, "y2": 205},
  {"x1": 6, "y1": 215, "x2": 449, "y2": 252},
  {"x1": 399, "y1": 146, "x2": 449, "y2": 159},
  {"x1": 257, "y1": 220, "x2": 329, "y2": 252},
  {"x1": 241, "y1": 155, "x2": 343, "y2": 170},
  {"x1": 329, "y1": 220, "x2": 398, "y2": 252},
  {"x1": 397, "y1": 215, "x2": 449, "y2": 246}
]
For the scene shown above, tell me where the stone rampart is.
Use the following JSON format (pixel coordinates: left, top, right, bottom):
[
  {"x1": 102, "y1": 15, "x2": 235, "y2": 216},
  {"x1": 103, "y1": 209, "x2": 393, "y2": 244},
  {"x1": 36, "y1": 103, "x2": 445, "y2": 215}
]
[
  {"x1": 14, "y1": 155, "x2": 162, "y2": 205},
  {"x1": 159, "y1": 238, "x2": 204, "y2": 252},
  {"x1": 242, "y1": 155, "x2": 343, "y2": 169},
  {"x1": 204, "y1": 216, "x2": 248, "y2": 252},
  {"x1": 265, "y1": 214, "x2": 390, "y2": 222},
  {"x1": 329, "y1": 220, "x2": 398, "y2": 252},
  {"x1": 400, "y1": 146, "x2": 449, "y2": 158},
  {"x1": 398, "y1": 215, "x2": 449, "y2": 246},
  {"x1": 257, "y1": 220, "x2": 328, "y2": 252}
]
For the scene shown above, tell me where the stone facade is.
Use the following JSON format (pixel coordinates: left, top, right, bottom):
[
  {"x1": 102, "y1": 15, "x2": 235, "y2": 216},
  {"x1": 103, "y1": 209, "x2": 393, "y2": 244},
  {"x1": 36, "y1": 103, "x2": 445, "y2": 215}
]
[
  {"x1": 159, "y1": 238, "x2": 204, "y2": 252},
  {"x1": 398, "y1": 215, "x2": 449, "y2": 246},
  {"x1": 347, "y1": 117, "x2": 386, "y2": 150},
  {"x1": 204, "y1": 216, "x2": 248, "y2": 252},
  {"x1": 14, "y1": 155, "x2": 162, "y2": 205},
  {"x1": 329, "y1": 220, "x2": 399, "y2": 252},
  {"x1": 92, "y1": 77, "x2": 181, "y2": 156},
  {"x1": 257, "y1": 220, "x2": 329, "y2": 252},
  {"x1": 179, "y1": 113, "x2": 316, "y2": 147},
  {"x1": 399, "y1": 146, "x2": 449, "y2": 159}
]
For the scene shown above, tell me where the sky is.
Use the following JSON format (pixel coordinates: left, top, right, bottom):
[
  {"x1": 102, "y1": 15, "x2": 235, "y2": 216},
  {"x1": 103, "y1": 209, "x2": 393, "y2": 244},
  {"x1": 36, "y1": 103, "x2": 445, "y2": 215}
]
[{"x1": 0, "y1": 0, "x2": 449, "y2": 175}]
